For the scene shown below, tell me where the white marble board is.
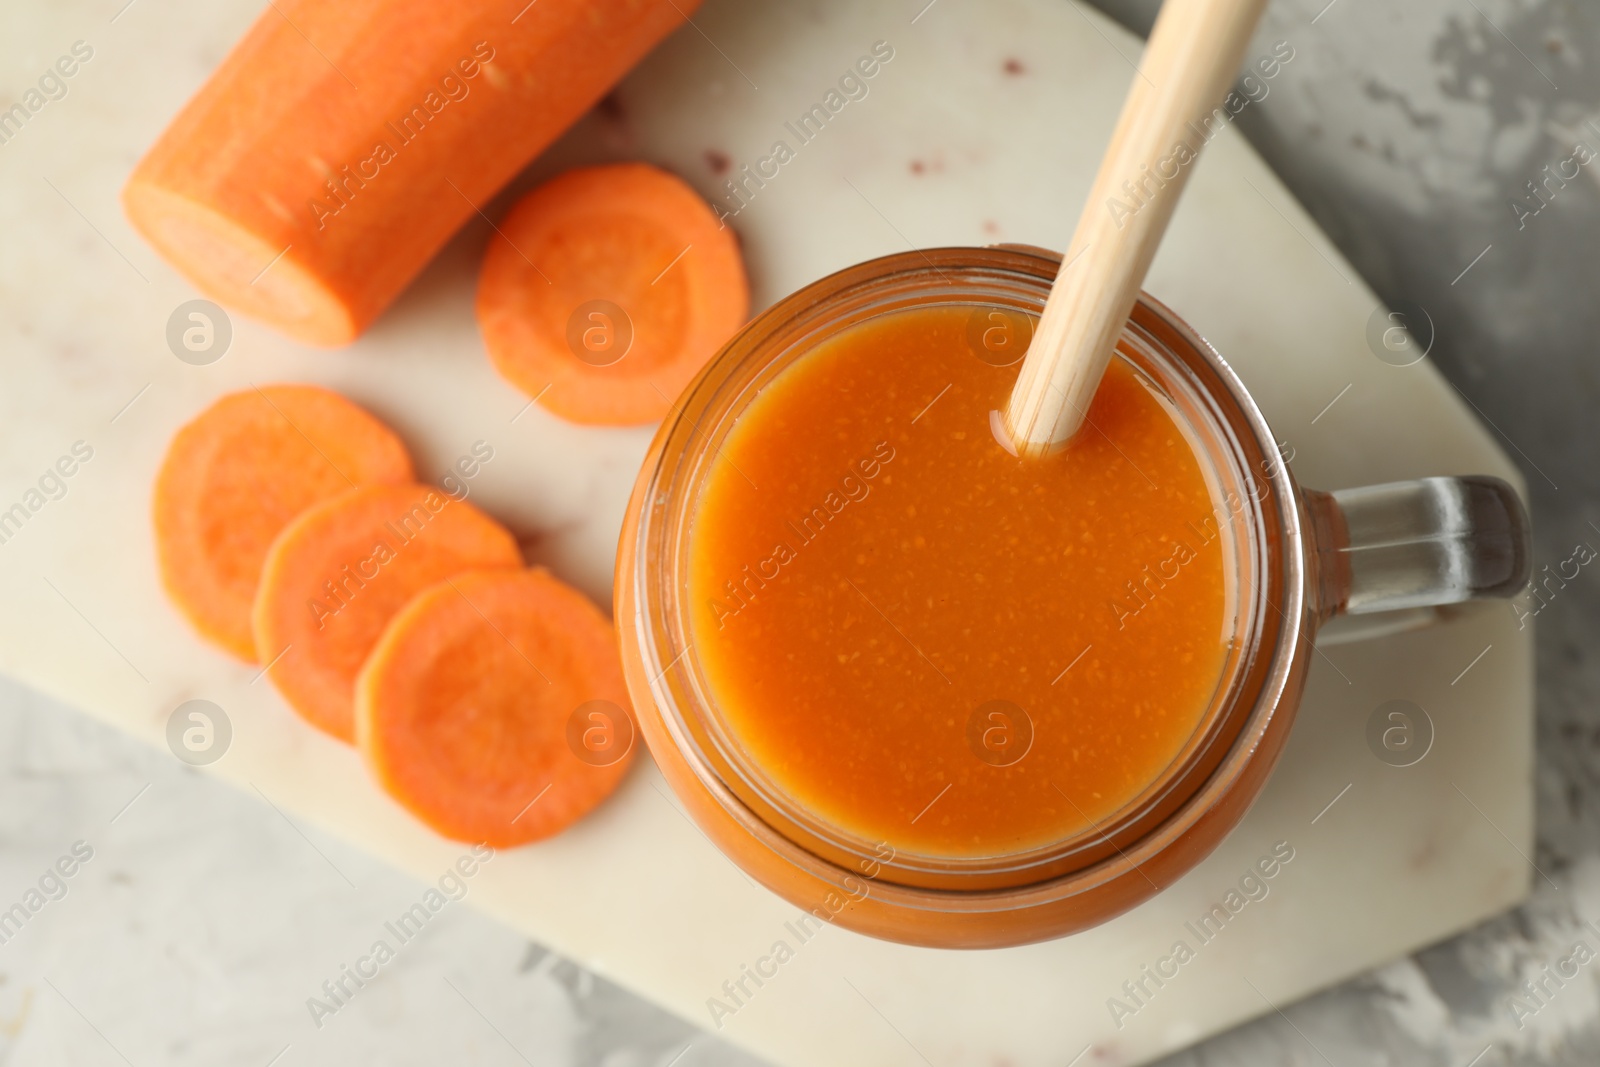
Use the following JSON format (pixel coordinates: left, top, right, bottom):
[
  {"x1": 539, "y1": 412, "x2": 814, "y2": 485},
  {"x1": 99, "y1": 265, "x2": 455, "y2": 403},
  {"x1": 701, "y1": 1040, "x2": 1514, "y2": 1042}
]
[{"x1": 0, "y1": 0, "x2": 1533, "y2": 1064}]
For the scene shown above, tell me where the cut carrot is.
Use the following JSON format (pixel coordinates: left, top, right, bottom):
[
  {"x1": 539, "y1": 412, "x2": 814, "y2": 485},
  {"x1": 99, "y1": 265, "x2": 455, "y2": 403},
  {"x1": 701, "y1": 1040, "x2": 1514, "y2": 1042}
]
[
  {"x1": 123, "y1": 0, "x2": 697, "y2": 346},
  {"x1": 253, "y1": 485, "x2": 521, "y2": 741},
  {"x1": 357, "y1": 568, "x2": 635, "y2": 846},
  {"x1": 153, "y1": 385, "x2": 413, "y2": 662},
  {"x1": 476, "y1": 163, "x2": 749, "y2": 425}
]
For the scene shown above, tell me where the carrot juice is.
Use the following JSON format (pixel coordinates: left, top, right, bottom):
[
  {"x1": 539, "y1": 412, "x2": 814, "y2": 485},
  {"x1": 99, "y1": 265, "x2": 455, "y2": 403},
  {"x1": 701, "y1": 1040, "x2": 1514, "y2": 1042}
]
[{"x1": 686, "y1": 304, "x2": 1234, "y2": 859}]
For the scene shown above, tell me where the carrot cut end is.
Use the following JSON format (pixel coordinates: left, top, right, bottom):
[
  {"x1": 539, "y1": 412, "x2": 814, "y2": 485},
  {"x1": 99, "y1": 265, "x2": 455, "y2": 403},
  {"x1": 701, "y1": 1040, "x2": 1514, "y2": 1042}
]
[{"x1": 124, "y1": 180, "x2": 360, "y2": 347}]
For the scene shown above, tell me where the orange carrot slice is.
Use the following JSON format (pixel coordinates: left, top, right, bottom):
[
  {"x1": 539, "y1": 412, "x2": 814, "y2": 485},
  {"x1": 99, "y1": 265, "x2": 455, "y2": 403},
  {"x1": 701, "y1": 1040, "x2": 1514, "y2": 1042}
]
[
  {"x1": 476, "y1": 163, "x2": 749, "y2": 426},
  {"x1": 153, "y1": 385, "x2": 412, "y2": 662},
  {"x1": 123, "y1": 1, "x2": 697, "y2": 346},
  {"x1": 357, "y1": 568, "x2": 635, "y2": 846},
  {"x1": 253, "y1": 485, "x2": 521, "y2": 741}
]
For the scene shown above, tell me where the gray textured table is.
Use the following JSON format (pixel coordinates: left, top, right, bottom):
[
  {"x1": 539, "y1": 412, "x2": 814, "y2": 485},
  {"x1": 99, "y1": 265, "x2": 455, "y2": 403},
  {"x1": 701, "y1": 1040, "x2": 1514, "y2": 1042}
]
[{"x1": 1, "y1": 0, "x2": 1593, "y2": 1064}]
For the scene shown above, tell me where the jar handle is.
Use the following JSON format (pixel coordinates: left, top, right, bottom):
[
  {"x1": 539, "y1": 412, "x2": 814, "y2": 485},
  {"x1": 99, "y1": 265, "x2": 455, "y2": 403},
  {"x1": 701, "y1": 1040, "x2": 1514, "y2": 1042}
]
[{"x1": 1304, "y1": 477, "x2": 1532, "y2": 616}]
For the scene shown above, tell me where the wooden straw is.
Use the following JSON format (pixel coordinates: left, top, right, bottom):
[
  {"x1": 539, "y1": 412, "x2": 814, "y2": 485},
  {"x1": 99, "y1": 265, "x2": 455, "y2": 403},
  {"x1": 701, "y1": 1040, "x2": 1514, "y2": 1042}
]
[{"x1": 1004, "y1": 0, "x2": 1270, "y2": 455}]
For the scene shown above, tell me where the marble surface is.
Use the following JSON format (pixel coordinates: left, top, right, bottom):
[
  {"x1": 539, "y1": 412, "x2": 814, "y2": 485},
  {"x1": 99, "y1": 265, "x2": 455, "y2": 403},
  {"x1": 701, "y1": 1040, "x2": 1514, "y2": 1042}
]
[{"x1": 0, "y1": 0, "x2": 1565, "y2": 1065}]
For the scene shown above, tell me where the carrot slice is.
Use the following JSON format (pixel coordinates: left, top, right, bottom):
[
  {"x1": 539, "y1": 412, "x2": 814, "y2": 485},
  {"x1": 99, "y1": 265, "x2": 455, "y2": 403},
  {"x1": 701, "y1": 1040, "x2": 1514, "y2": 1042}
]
[
  {"x1": 476, "y1": 163, "x2": 749, "y2": 425},
  {"x1": 357, "y1": 568, "x2": 635, "y2": 846},
  {"x1": 253, "y1": 485, "x2": 521, "y2": 741},
  {"x1": 153, "y1": 385, "x2": 413, "y2": 662},
  {"x1": 123, "y1": 1, "x2": 696, "y2": 345}
]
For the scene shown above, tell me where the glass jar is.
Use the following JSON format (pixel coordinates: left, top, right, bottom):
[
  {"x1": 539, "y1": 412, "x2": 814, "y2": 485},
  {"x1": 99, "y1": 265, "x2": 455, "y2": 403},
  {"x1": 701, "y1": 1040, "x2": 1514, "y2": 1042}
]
[{"x1": 614, "y1": 246, "x2": 1530, "y2": 949}]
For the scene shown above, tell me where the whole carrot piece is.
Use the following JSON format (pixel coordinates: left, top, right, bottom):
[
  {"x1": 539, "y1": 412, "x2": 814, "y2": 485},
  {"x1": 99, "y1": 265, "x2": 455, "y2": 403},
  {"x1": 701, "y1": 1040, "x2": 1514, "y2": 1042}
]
[{"x1": 124, "y1": 0, "x2": 695, "y2": 346}]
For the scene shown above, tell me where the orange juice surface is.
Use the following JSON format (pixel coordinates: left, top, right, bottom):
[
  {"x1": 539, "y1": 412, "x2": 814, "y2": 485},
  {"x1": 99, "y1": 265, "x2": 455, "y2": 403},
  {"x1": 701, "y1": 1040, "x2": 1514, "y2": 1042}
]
[{"x1": 687, "y1": 305, "x2": 1232, "y2": 858}]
